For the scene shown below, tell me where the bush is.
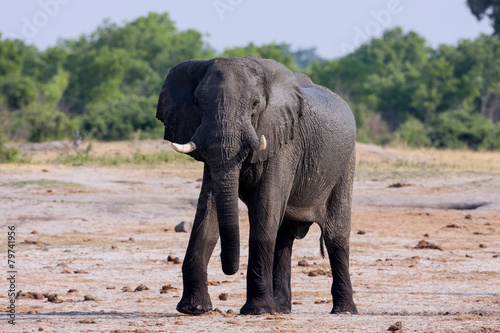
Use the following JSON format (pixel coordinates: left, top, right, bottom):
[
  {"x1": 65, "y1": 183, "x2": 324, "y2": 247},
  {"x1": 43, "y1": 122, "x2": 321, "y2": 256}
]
[
  {"x1": 0, "y1": 127, "x2": 21, "y2": 163},
  {"x1": 81, "y1": 95, "x2": 161, "y2": 141},
  {"x1": 393, "y1": 117, "x2": 431, "y2": 148},
  {"x1": 23, "y1": 103, "x2": 79, "y2": 142},
  {"x1": 428, "y1": 110, "x2": 496, "y2": 150}
]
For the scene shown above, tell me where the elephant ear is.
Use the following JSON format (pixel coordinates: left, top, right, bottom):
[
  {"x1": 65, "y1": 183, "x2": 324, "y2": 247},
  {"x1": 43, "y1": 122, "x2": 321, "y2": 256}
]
[
  {"x1": 249, "y1": 56, "x2": 303, "y2": 163},
  {"x1": 156, "y1": 60, "x2": 209, "y2": 145}
]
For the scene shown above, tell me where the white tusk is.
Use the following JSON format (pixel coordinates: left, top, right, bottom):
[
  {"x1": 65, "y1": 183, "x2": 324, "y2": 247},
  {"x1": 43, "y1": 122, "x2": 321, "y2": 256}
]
[
  {"x1": 253, "y1": 135, "x2": 267, "y2": 153},
  {"x1": 171, "y1": 141, "x2": 197, "y2": 154}
]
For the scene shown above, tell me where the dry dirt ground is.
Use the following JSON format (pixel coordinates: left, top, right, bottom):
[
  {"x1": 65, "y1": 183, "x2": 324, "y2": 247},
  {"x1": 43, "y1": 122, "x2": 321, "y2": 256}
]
[{"x1": 1, "y1": 141, "x2": 499, "y2": 332}]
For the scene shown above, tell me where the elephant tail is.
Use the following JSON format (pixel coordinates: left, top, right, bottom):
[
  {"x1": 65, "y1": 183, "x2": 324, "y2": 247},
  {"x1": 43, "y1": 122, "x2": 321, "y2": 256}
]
[{"x1": 319, "y1": 232, "x2": 325, "y2": 259}]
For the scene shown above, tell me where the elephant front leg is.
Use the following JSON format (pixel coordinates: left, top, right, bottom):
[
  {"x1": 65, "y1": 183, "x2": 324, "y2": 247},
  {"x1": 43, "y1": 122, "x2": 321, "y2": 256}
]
[
  {"x1": 240, "y1": 232, "x2": 278, "y2": 315},
  {"x1": 177, "y1": 168, "x2": 219, "y2": 315},
  {"x1": 240, "y1": 203, "x2": 285, "y2": 315},
  {"x1": 271, "y1": 221, "x2": 295, "y2": 314}
]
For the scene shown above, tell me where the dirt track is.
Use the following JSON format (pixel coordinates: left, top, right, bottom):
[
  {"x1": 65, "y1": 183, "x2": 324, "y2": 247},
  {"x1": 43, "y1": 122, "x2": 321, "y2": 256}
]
[{"x1": 1, "y1": 142, "x2": 499, "y2": 332}]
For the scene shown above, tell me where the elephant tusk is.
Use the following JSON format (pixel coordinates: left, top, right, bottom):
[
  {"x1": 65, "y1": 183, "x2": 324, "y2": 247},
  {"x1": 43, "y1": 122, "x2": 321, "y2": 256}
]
[
  {"x1": 171, "y1": 141, "x2": 197, "y2": 154},
  {"x1": 252, "y1": 135, "x2": 267, "y2": 153}
]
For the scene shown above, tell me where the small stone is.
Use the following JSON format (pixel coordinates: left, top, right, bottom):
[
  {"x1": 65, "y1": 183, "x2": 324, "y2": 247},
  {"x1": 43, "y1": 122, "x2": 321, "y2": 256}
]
[
  {"x1": 174, "y1": 321, "x2": 183, "y2": 325},
  {"x1": 31, "y1": 230, "x2": 39, "y2": 234},
  {"x1": 357, "y1": 230, "x2": 366, "y2": 235},
  {"x1": 106, "y1": 286, "x2": 116, "y2": 290},
  {"x1": 129, "y1": 237, "x2": 136, "y2": 242},
  {"x1": 38, "y1": 327, "x2": 44, "y2": 331},
  {"x1": 423, "y1": 233, "x2": 429, "y2": 238},
  {"x1": 83, "y1": 295, "x2": 96, "y2": 301},
  {"x1": 493, "y1": 254, "x2": 498, "y2": 258},
  {"x1": 175, "y1": 221, "x2": 193, "y2": 233},
  {"x1": 67, "y1": 289, "x2": 77, "y2": 294},
  {"x1": 219, "y1": 293, "x2": 228, "y2": 301},
  {"x1": 466, "y1": 254, "x2": 473, "y2": 258},
  {"x1": 479, "y1": 244, "x2": 487, "y2": 248},
  {"x1": 134, "y1": 284, "x2": 149, "y2": 292},
  {"x1": 465, "y1": 214, "x2": 472, "y2": 219},
  {"x1": 111, "y1": 245, "x2": 117, "y2": 249},
  {"x1": 298, "y1": 259, "x2": 310, "y2": 267},
  {"x1": 388, "y1": 321, "x2": 402, "y2": 331},
  {"x1": 122, "y1": 286, "x2": 133, "y2": 292},
  {"x1": 78, "y1": 319, "x2": 96, "y2": 324}
]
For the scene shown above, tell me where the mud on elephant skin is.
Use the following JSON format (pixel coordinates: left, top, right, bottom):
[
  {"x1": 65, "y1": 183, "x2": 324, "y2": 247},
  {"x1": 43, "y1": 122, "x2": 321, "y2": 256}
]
[{"x1": 156, "y1": 55, "x2": 358, "y2": 315}]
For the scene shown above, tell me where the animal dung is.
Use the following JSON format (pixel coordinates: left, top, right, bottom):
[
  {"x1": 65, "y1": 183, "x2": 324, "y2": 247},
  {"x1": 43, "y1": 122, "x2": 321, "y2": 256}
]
[
  {"x1": 297, "y1": 260, "x2": 310, "y2": 267},
  {"x1": 134, "y1": 284, "x2": 149, "y2": 292},
  {"x1": 388, "y1": 321, "x2": 403, "y2": 331},
  {"x1": 388, "y1": 183, "x2": 413, "y2": 188},
  {"x1": 414, "y1": 240, "x2": 443, "y2": 251},
  {"x1": 160, "y1": 284, "x2": 177, "y2": 294}
]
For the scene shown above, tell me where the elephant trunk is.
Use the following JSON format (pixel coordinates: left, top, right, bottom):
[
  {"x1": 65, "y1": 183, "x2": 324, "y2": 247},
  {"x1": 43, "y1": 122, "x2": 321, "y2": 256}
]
[{"x1": 211, "y1": 167, "x2": 240, "y2": 275}]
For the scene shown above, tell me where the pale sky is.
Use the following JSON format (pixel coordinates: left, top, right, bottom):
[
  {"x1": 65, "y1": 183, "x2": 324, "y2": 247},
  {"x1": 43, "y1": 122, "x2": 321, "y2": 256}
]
[{"x1": 0, "y1": 0, "x2": 494, "y2": 59}]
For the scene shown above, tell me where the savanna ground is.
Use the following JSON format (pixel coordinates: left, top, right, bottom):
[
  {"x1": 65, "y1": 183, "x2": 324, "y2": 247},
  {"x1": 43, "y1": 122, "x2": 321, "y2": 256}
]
[{"x1": 1, "y1": 140, "x2": 499, "y2": 333}]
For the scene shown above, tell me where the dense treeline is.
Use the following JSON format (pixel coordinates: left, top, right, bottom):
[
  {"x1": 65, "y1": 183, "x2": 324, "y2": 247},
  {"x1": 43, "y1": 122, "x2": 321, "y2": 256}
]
[{"x1": 1, "y1": 12, "x2": 500, "y2": 157}]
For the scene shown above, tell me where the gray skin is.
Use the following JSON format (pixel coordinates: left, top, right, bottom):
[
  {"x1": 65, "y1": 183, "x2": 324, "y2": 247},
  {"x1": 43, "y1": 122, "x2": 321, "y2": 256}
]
[{"x1": 156, "y1": 55, "x2": 357, "y2": 315}]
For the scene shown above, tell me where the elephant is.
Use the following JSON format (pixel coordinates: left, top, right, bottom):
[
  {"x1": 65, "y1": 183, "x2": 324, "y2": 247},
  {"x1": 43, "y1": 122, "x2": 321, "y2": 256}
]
[{"x1": 156, "y1": 55, "x2": 357, "y2": 315}]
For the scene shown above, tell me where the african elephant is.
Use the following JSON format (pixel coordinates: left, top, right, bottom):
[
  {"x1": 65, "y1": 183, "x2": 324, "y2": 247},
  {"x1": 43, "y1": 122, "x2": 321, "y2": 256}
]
[{"x1": 156, "y1": 55, "x2": 357, "y2": 315}]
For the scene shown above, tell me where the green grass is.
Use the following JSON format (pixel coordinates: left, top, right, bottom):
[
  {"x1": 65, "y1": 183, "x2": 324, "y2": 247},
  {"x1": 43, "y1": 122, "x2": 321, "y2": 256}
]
[
  {"x1": 54, "y1": 150, "x2": 196, "y2": 167},
  {"x1": 1, "y1": 179, "x2": 83, "y2": 188}
]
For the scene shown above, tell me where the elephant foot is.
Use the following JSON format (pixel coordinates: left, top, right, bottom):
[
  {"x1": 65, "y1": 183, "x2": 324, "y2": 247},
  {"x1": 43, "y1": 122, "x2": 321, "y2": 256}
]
[
  {"x1": 275, "y1": 305, "x2": 291, "y2": 314},
  {"x1": 330, "y1": 301, "x2": 358, "y2": 315},
  {"x1": 240, "y1": 297, "x2": 277, "y2": 315},
  {"x1": 273, "y1": 296, "x2": 291, "y2": 314},
  {"x1": 176, "y1": 296, "x2": 212, "y2": 315}
]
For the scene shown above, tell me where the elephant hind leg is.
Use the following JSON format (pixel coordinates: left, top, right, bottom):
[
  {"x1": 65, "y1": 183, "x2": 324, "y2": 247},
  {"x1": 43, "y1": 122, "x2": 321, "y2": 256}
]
[{"x1": 323, "y1": 150, "x2": 357, "y2": 314}]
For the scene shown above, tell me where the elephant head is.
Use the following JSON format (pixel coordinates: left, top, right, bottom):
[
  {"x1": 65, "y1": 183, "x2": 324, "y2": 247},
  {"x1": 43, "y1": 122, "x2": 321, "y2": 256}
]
[{"x1": 156, "y1": 55, "x2": 303, "y2": 275}]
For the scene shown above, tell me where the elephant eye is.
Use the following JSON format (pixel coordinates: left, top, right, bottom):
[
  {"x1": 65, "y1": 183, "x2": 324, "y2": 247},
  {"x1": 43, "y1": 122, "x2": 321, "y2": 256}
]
[
  {"x1": 252, "y1": 100, "x2": 259, "y2": 109},
  {"x1": 193, "y1": 97, "x2": 200, "y2": 108}
]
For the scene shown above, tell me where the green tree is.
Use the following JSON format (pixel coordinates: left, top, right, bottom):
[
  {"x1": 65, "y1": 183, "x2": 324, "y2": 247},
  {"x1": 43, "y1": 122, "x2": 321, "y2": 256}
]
[{"x1": 223, "y1": 42, "x2": 298, "y2": 71}]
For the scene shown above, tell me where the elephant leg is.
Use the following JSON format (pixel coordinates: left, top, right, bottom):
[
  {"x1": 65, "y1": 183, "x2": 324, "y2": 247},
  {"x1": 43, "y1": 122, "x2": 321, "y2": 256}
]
[
  {"x1": 177, "y1": 166, "x2": 219, "y2": 315},
  {"x1": 272, "y1": 220, "x2": 296, "y2": 314},
  {"x1": 240, "y1": 193, "x2": 289, "y2": 315},
  {"x1": 323, "y1": 151, "x2": 358, "y2": 314}
]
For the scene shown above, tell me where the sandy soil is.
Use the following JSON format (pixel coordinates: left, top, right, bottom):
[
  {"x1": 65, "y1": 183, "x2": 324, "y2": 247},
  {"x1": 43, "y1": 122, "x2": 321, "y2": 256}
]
[{"x1": 1, "y1": 142, "x2": 499, "y2": 332}]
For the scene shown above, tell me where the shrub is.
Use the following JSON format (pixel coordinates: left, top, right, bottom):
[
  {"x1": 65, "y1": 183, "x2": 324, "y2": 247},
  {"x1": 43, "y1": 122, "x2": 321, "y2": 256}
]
[
  {"x1": 428, "y1": 110, "x2": 495, "y2": 150},
  {"x1": 393, "y1": 117, "x2": 431, "y2": 148},
  {"x1": 23, "y1": 102, "x2": 79, "y2": 142},
  {"x1": 81, "y1": 95, "x2": 161, "y2": 141}
]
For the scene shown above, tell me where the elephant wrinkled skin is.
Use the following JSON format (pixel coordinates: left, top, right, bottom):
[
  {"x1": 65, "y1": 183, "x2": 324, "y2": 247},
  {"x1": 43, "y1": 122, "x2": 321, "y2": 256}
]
[{"x1": 156, "y1": 55, "x2": 358, "y2": 315}]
